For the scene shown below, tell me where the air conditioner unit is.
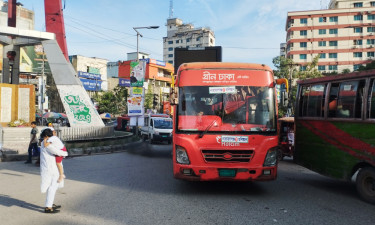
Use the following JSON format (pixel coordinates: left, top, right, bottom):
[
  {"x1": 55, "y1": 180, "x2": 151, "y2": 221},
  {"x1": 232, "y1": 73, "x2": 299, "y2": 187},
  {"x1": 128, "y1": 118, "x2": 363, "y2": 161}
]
[
  {"x1": 370, "y1": 33, "x2": 374, "y2": 36},
  {"x1": 290, "y1": 47, "x2": 294, "y2": 50}
]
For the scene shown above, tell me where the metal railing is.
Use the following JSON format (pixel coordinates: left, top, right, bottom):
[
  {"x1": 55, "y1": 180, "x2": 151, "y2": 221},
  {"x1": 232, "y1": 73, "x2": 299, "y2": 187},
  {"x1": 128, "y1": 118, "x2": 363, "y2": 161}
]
[{"x1": 57, "y1": 125, "x2": 115, "y2": 141}]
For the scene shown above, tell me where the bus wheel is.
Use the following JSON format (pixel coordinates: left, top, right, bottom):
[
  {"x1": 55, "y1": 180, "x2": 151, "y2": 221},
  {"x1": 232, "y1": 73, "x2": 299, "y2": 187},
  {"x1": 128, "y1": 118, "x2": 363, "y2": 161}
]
[{"x1": 356, "y1": 167, "x2": 375, "y2": 204}]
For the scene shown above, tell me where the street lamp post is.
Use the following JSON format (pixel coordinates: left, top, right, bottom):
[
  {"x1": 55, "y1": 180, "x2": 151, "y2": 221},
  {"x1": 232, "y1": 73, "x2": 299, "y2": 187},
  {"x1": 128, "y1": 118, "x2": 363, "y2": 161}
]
[
  {"x1": 133, "y1": 26, "x2": 159, "y2": 61},
  {"x1": 132, "y1": 26, "x2": 159, "y2": 135}
]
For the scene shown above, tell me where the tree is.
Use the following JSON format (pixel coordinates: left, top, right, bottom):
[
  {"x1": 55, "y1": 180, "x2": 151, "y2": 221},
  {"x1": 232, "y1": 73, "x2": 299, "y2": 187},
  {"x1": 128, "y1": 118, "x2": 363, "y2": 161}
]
[
  {"x1": 273, "y1": 55, "x2": 323, "y2": 117},
  {"x1": 96, "y1": 85, "x2": 129, "y2": 115},
  {"x1": 97, "y1": 91, "x2": 117, "y2": 114},
  {"x1": 144, "y1": 82, "x2": 153, "y2": 111},
  {"x1": 357, "y1": 60, "x2": 375, "y2": 71},
  {"x1": 113, "y1": 85, "x2": 128, "y2": 115}
]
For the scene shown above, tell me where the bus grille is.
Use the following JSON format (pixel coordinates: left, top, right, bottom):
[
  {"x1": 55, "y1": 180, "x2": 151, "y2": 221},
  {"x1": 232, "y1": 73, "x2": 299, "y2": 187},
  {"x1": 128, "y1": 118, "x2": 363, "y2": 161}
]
[{"x1": 202, "y1": 150, "x2": 254, "y2": 163}]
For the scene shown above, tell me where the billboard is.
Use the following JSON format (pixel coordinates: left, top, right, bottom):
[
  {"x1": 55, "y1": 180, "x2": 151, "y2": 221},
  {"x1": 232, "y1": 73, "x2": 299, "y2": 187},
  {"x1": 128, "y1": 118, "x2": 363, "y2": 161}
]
[{"x1": 174, "y1": 46, "x2": 222, "y2": 74}]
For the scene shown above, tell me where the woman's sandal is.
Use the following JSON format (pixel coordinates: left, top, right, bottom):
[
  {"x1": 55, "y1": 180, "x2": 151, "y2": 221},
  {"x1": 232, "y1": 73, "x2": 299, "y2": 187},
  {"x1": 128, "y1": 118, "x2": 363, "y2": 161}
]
[
  {"x1": 52, "y1": 204, "x2": 61, "y2": 209},
  {"x1": 44, "y1": 207, "x2": 60, "y2": 213}
]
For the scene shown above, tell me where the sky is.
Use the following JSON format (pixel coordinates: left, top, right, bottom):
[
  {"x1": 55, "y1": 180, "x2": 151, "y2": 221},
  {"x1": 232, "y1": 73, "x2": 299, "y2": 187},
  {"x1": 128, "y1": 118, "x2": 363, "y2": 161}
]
[{"x1": 23, "y1": 0, "x2": 329, "y2": 68}]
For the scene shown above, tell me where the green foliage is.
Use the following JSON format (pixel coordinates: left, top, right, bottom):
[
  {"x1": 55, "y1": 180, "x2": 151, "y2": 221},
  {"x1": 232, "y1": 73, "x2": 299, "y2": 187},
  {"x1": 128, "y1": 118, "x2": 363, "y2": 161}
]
[
  {"x1": 272, "y1": 56, "x2": 295, "y2": 79},
  {"x1": 295, "y1": 55, "x2": 323, "y2": 80},
  {"x1": 97, "y1": 85, "x2": 129, "y2": 115},
  {"x1": 341, "y1": 68, "x2": 351, "y2": 74},
  {"x1": 357, "y1": 60, "x2": 375, "y2": 71},
  {"x1": 273, "y1": 55, "x2": 322, "y2": 116},
  {"x1": 144, "y1": 82, "x2": 153, "y2": 110}
]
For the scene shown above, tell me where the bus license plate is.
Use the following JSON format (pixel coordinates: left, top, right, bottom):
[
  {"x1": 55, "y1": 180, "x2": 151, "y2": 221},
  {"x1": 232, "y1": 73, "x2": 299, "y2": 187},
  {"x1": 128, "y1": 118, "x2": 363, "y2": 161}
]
[{"x1": 218, "y1": 169, "x2": 236, "y2": 177}]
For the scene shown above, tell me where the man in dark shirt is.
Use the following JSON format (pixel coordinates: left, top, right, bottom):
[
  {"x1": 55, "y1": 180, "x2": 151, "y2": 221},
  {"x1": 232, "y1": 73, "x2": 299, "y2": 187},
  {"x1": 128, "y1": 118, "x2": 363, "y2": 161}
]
[{"x1": 25, "y1": 121, "x2": 39, "y2": 164}]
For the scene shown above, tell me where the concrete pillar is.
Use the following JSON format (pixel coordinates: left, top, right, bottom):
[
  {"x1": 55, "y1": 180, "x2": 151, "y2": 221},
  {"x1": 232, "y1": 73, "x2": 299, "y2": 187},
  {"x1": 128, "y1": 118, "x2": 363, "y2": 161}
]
[{"x1": 2, "y1": 44, "x2": 20, "y2": 84}]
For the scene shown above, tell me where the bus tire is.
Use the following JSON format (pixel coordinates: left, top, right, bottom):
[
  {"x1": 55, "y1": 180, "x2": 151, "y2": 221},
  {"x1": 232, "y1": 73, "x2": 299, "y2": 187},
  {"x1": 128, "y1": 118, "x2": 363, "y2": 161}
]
[{"x1": 356, "y1": 167, "x2": 375, "y2": 204}]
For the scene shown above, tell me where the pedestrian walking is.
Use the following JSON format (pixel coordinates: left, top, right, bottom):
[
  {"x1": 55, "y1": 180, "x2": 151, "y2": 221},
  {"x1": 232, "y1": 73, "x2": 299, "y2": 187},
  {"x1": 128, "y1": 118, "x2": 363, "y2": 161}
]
[
  {"x1": 25, "y1": 121, "x2": 39, "y2": 164},
  {"x1": 40, "y1": 128, "x2": 68, "y2": 213}
]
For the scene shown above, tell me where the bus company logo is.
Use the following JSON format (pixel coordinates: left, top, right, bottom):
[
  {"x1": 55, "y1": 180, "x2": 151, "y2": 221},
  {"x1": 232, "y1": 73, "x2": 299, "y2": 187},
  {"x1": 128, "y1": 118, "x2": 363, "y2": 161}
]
[{"x1": 216, "y1": 135, "x2": 248, "y2": 146}]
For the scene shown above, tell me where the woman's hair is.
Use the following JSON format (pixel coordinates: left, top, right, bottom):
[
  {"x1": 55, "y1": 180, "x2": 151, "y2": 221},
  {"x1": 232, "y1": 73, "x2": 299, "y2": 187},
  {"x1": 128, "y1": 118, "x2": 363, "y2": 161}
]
[{"x1": 41, "y1": 128, "x2": 53, "y2": 138}]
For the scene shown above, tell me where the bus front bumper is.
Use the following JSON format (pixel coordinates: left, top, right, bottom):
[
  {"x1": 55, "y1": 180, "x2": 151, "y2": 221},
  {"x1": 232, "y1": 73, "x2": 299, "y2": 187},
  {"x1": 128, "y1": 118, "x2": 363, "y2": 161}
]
[{"x1": 173, "y1": 164, "x2": 277, "y2": 181}]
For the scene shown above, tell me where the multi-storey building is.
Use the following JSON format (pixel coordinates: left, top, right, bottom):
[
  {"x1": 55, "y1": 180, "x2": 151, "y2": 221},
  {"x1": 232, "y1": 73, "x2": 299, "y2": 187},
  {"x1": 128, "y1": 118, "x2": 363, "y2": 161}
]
[
  {"x1": 163, "y1": 18, "x2": 215, "y2": 65},
  {"x1": 286, "y1": 0, "x2": 375, "y2": 73}
]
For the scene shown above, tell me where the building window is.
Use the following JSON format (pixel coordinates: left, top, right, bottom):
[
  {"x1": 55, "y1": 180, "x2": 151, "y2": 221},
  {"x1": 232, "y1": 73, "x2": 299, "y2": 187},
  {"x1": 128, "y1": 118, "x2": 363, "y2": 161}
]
[
  {"x1": 354, "y1": 64, "x2": 362, "y2": 70},
  {"x1": 320, "y1": 53, "x2": 326, "y2": 58},
  {"x1": 371, "y1": 2, "x2": 375, "y2": 6},
  {"x1": 300, "y1": 18, "x2": 308, "y2": 24},
  {"x1": 368, "y1": 14, "x2": 375, "y2": 20},
  {"x1": 368, "y1": 27, "x2": 375, "y2": 32},
  {"x1": 329, "y1": 41, "x2": 338, "y2": 46},
  {"x1": 319, "y1": 17, "x2": 327, "y2": 22},
  {"x1": 168, "y1": 41, "x2": 173, "y2": 44},
  {"x1": 187, "y1": 38, "x2": 191, "y2": 42},
  {"x1": 168, "y1": 54, "x2": 173, "y2": 58},
  {"x1": 368, "y1": 52, "x2": 375, "y2": 57},
  {"x1": 300, "y1": 42, "x2": 307, "y2": 48},
  {"x1": 328, "y1": 65, "x2": 338, "y2": 70},
  {"x1": 176, "y1": 40, "x2": 180, "y2": 44},
  {"x1": 354, "y1": 27, "x2": 363, "y2": 33},
  {"x1": 354, "y1": 2, "x2": 363, "y2": 7},
  {"x1": 181, "y1": 40, "x2": 183, "y2": 43},
  {"x1": 318, "y1": 65, "x2": 326, "y2": 70},
  {"x1": 300, "y1": 66, "x2": 307, "y2": 71},
  {"x1": 168, "y1": 60, "x2": 173, "y2": 64},
  {"x1": 318, "y1": 41, "x2": 326, "y2": 46},
  {"x1": 329, "y1": 53, "x2": 338, "y2": 58},
  {"x1": 354, "y1": 15, "x2": 363, "y2": 21},
  {"x1": 354, "y1": 52, "x2": 363, "y2": 57},
  {"x1": 300, "y1": 30, "x2": 307, "y2": 36},
  {"x1": 300, "y1": 54, "x2": 307, "y2": 59},
  {"x1": 319, "y1": 29, "x2": 326, "y2": 35},
  {"x1": 368, "y1": 39, "x2": 375, "y2": 45},
  {"x1": 329, "y1": 16, "x2": 338, "y2": 22},
  {"x1": 168, "y1": 47, "x2": 173, "y2": 51},
  {"x1": 196, "y1": 37, "x2": 201, "y2": 41},
  {"x1": 329, "y1": 28, "x2": 338, "y2": 34},
  {"x1": 354, "y1": 40, "x2": 363, "y2": 45}
]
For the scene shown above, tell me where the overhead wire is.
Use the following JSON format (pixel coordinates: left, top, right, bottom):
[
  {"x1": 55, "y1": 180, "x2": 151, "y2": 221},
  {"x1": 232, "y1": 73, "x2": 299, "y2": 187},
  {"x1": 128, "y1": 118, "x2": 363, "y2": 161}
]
[{"x1": 64, "y1": 15, "x2": 162, "y2": 57}]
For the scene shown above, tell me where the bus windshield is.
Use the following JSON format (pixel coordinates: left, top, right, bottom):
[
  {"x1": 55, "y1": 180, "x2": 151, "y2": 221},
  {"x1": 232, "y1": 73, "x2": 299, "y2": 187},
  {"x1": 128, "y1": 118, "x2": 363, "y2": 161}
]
[
  {"x1": 154, "y1": 118, "x2": 173, "y2": 129},
  {"x1": 177, "y1": 86, "x2": 276, "y2": 133}
]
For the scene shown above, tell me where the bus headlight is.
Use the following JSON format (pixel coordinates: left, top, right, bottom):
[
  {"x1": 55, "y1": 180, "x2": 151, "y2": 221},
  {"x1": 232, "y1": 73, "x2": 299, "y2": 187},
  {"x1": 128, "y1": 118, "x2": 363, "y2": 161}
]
[
  {"x1": 263, "y1": 148, "x2": 277, "y2": 167},
  {"x1": 176, "y1": 145, "x2": 190, "y2": 164}
]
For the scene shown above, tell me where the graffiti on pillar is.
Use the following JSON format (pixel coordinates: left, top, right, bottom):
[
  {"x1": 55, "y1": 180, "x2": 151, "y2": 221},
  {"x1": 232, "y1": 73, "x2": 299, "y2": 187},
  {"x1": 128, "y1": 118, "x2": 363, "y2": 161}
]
[{"x1": 63, "y1": 95, "x2": 92, "y2": 123}]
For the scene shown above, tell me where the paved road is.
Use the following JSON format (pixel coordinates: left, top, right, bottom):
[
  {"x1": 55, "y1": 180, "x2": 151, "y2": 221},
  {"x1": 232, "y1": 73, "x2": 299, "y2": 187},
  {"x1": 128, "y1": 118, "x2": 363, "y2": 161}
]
[{"x1": 0, "y1": 141, "x2": 374, "y2": 225}]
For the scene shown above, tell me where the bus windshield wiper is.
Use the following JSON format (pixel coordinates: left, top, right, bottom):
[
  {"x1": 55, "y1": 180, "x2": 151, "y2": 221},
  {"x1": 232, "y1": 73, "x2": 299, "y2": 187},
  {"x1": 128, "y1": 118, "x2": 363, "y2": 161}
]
[{"x1": 198, "y1": 119, "x2": 218, "y2": 138}]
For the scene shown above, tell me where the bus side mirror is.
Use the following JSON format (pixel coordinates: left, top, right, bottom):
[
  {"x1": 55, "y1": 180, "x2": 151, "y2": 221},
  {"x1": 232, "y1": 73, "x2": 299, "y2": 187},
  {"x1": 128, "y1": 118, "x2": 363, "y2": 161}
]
[
  {"x1": 170, "y1": 87, "x2": 179, "y2": 105},
  {"x1": 281, "y1": 91, "x2": 289, "y2": 107}
]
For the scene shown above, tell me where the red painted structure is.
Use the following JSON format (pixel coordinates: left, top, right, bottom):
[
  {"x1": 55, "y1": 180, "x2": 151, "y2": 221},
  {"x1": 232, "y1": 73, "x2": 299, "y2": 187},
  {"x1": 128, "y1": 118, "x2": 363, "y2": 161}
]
[
  {"x1": 7, "y1": 0, "x2": 16, "y2": 27},
  {"x1": 118, "y1": 59, "x2": 173, "y2": 83},
  {"x1": 44, "y1": 0, "x2": 69, "y2": 60}
]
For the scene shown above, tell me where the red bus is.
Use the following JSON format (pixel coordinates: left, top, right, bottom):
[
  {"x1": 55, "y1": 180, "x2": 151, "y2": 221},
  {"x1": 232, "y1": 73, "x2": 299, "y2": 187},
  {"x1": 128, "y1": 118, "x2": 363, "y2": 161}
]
[{"x1": 171, "y1": 62, "x2": 282, "y2": 181}]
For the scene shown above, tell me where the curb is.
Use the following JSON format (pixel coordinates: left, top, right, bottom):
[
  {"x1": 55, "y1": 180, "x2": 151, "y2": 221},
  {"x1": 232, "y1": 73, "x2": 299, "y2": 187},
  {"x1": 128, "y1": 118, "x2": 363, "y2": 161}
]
[{"x1": 1, "y1": 138, "x2": 142, "y2": 162}]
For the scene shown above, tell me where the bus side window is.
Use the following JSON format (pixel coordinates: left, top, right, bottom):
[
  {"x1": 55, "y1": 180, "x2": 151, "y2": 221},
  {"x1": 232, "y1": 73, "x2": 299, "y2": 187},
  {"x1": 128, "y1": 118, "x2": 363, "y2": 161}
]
[
  {"x1": 368, "y1": 79, "x2": 375, "y2": 119},
  {"x1": 328, "y1": 83, "x2": 339, "y2": 117},
  {"x1": 355, "y1": 80, "x2": 366, "y2": 118}
]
